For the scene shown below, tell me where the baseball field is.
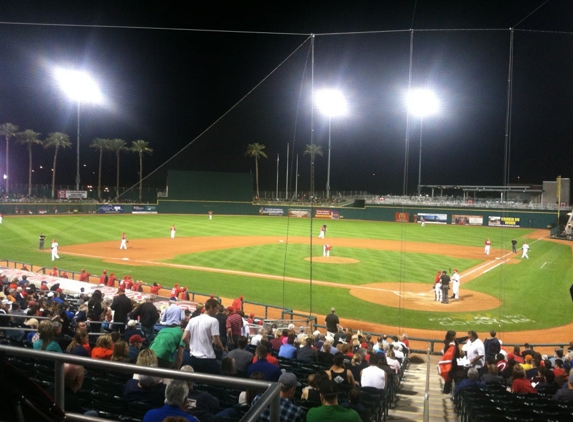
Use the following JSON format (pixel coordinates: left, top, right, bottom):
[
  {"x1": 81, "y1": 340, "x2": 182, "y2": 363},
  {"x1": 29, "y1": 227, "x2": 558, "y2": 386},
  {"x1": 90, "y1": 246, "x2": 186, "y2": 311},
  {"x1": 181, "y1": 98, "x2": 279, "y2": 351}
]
[{"x1": 1, "y1": 213, "x2": 572, "y2": 344}]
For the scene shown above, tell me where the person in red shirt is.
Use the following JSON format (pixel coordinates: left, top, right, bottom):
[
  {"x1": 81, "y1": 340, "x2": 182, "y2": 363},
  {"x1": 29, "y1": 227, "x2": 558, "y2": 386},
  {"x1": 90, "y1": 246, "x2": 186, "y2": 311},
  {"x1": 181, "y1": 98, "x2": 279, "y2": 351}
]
[
  {"x1": 122, "y1": 276, "x2": 134, "y2": 291},
  {"x1": 21, "y1": 264, "x2": 29, "y2": 271},
  {"x1": 132, "y1": 280, "x2": 143, "y2": 292},
  {"x1": 179, "y1": 286, "x2": 189, "y2": 300},
  {"x1": 231, "y1": 296, "x2": 244, "y2": 313},
  {"x1": 150, "y1": 282, "x2": 162, "y2": 295},
  {"x1": 50, "y1": 267, "x2": 58, "y2": 277},
  {"x1": 60, "y1": 271, "x2": 69, "y2": 279},
  {"x1": 507, "y1": 346, "x2": 524, "y2": 364},
  {"x1": 106, "y1": 272, "x2": 117, "y2": 287},
  {"x1": 511, "y1": 365, "x2": 536, "y2": 394},
  {"x1": 484, "y1": 238, "x2": 491, "y2": 255},
  {"x1": 40, "y1": 280, "x2": 49, "y2": 291},
  {"x1": 170, "y1": 284, "x2": 182, "y2": 299},
  {"x1": 99, "y1": 270, "x2": 108, "y2": 285},
  {"x1": 78, "y1": 269, "x2": 89, "y2": 282}
]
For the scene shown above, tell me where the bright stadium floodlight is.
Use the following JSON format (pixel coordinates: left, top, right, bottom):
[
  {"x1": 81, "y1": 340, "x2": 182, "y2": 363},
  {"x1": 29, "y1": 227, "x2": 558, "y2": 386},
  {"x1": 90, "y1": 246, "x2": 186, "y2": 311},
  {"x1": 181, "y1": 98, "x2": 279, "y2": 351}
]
[
  {"x1": 406, "y1": 88, "x2": 439, "y2": 196},
  {"x1": 54, "y1": 68, "x2": 103, "y2": 190},
  {"x1": 316, "y1": 89, "x2": 347, "y2": 199}
]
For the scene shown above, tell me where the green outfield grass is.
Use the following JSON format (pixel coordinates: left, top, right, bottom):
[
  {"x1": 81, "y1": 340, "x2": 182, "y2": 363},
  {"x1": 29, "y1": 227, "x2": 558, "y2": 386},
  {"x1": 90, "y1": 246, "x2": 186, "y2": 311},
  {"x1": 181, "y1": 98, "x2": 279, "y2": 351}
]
[{"x1": 1, "y1": 213, "x2": 571, "y2": 332}]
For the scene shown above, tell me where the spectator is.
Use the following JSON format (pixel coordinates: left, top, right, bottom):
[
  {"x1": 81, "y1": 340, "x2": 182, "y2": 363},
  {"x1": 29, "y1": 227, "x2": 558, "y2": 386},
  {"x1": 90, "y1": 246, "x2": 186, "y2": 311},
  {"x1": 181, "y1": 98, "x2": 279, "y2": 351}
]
[
  {"x1": 326, "y1": 353, "x2": 357, "y2": 393},
  {"x1": 511, "y1": 365, "x2": 536, "y2": 394},
  {"x1": 142, "y1": 380, "x2": 199, "y2": 422},
  {"x1": 318, "y1": 342, "x2": 335, "y2": 365},
  {"x1": 150, "y1": 320, "x2": 186, "y2": 369},
  {"x1": 251, "y1": 372, "x2": 304, "y2": 422},
  {"x1": 110, "y1": 288, "x2": 132, "y2": 333},
  {"x1": 46, "y1": 364, "x2": 97, "y2": 416},
  {"x1": 123, "y1": 319, "x2": 146, "y2": 342},
  {"x1": 226, "y1": 335, "x2": 253, "y2": 375},
  {"x1": 128, "y1": 334, "x2": 145, "y2": 362},
  {"x1": 306, "y1": 379, "x2": 361, "y2": 422},
  {"x1": 111, "y1": 340, "x2": 131, "y2": 363},
  {"x1": 536, "y1": 367, "x2": 558, "y2": 395},
  {"x1": 250, "y1": 327, "x2": 265, "y2": 348},
  {"x1": 180, "y1": 365, "x2": 220, "y2": 417},
  {"x1": 33, "y1": 320, "x2": 63, "y2": 352},
  {"x1": 278, "y1": 334, "x2": 298, "y2": 359},
  {"x1": 239, "y1": 372, "x2": 266, "y2": 405},
  {"x1": 301, "y1": 372, "x2": 326, "y2": 402},
  {"x1": 360, "y1": 352, "x2": 386, "y2": 390},
  {"x1": 133, "y1": 349, "x2": 159, "y2": 380},
  {"x1": 181, "y1": 298, "x2": 224, "y2": 375},
  {"x1": 226, "y1": 306, "x2": 243, "y2": 350},
  {"x1": 91, "y1": 334, "x2": 114, "y2": 360},
  {"x1": 221, "y1": 357, "x2": 236, "y2": 376},
  {"x1": 297, "y1": 337, "x2": 318, "y2": 363},
  {"x1": 248, "y1": 345, "x2": 282, "y2": 381},
  {"x1": 554, "y1": 373, "x2": 573, "y2": 402},
  {"x1": 253, "y1": 339, "x2": 279, "y2": 366},
  {"x1": 123, "y1": 372, "x2": 166, "y2": 408},
  {"x1": 480, "y1": 363, "x2": 504, "y2": 384},
  {"x1": 454, "y1": 368, "x2": 483, "y2": 397},
  {"x1": 483, "y1": 330, "x2": 501, "y2": 361},
  {"x1": 162, "y1": 298, "x2": 185, "y2": 326},
  {"x1": 325, "y1": 307, "x2": 340, "y2": 337},
  {"x1": 130, "y1": 295, "x2": 159, "y2": 342},
  {"x1": 465, "y1": 330, "x2": 485, "y2": 369},
  {"x1": 66, "y1": 330, "x2": 91, "y2": 357}
]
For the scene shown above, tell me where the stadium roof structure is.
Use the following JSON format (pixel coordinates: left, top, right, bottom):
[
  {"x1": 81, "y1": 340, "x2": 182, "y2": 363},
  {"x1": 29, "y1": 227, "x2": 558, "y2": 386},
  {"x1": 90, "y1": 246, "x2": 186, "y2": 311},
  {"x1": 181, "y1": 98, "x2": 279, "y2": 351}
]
[{"x1": 421, "y1": 185, "x2": 543, "y2": 193}]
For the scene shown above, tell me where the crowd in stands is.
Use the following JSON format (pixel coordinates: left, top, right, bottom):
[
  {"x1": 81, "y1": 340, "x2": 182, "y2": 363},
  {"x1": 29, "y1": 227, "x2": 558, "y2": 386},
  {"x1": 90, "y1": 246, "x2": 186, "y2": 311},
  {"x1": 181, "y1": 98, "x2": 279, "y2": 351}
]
[
  {"x1": 1, "y1": 269, "x2": 412, "y2": 421},
  {"x1": 438, "y1": 329, "x2": 573, "y2": 420}
]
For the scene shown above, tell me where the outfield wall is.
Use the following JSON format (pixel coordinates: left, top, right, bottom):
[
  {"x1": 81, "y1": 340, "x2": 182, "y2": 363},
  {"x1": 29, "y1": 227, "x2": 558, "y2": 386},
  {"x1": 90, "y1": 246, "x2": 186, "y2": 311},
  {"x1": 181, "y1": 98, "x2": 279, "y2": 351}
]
[{"x1": 156, "y1": 200, "x2": 563, "y2": 228}]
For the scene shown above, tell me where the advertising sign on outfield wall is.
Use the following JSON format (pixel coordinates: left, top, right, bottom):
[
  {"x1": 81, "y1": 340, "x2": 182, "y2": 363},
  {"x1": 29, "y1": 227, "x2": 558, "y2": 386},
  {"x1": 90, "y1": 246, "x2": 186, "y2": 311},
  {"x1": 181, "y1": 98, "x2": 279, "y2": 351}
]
[
  {"x1": 452, "y1": 214, "x2": 484, "y2": 225},
  {"x1": 259, "y1": 207, "x2": 284, "y2": 216},
  {"x1": 57, "y1": 190, "x2": 88, "y2": 199},
  {"x1": 394, "y1": 212, "x2": 409, "y2": 222},
  {"x1": 288, "y1": 208, "x2": 310, "y2": 218},
  {"x1": 99, "y1": 204, "x2": 124, "y2": 214},
  {"x1": 315, "y1": 209, "x2": 340, "y2": 219},
  {"x1": 416, "y1": 213, "x2": 448, "y2": 224},
  {"x1": 488, "y1": 216, "x2": 521, "y2": 227},
  {"x1": 132, "y1": 205, "x2": 158, "y2": 214}
]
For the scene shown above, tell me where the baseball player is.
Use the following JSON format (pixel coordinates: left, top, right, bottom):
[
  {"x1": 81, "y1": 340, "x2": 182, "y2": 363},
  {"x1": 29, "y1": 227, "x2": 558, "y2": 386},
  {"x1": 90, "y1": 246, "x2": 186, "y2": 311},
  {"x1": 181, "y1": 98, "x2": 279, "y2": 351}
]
[
  {"x1": 208, "y1": 211, "x2": 213, "y2": 220},
  {"x1": 521, "y1": 242, "x2": 530, "y2": 259},
  {"x1": 484, "y1": 238, "x2": 491, "y2": 255},
  {"x1": 511, "y1": 238, "x2": 517, "y2": 253},
  {"x1": 323, "y1": 244, "x2": 332, "y2": 257},
  {"x1": 170, "y1": 225, "x2": 176, "y2": 239},
  {"x1": 434, "y1": 271, "x2": 442, "y2": 302},
  {"x1": 420, "y1": 217, "x2": 425, "y2": 227},
  {"x1": 120, "y1": 232, "x2": 127, "y2": 249},
  {"x1": 318, "y1": 224, "x2": 327, "y2": 239},
  {"x1": 51, "y1": 239, "x2": 60, "y2": 261},
  {"x1": 0, "y1": 212, "x2": 3, "y2": 224},
  {"x1": 49, "y1": 266, "x2": 58, "y2": 277},
  {"x1": 450, "y1": 269, "x2": 460, "y2": 300}
]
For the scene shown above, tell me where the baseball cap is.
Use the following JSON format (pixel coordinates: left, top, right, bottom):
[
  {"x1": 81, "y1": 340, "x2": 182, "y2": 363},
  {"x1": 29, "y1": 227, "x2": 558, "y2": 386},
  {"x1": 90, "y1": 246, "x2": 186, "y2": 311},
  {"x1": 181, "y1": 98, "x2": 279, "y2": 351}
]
[
  {"x1": 278, "y1": 372, "x2": 298, "y2": 388},
  {"x1": 169, "y1": 297, "x2": 177, "y2": 301},
  {"x1": 250, "y1": 313, "x2": 255, "y2": 318},
  {"x1": 319, "y1": 380, "x2": 339, "y2": 398},
  {"x1": 41, "y1": 280, "x2": 47, "y2": 284},
  {"x1": 129, "y1": 335, "x2": 146, "y2": 344},
  {"x1": 330, "y1": 307, "x2": 336, "y2": 312},
  {"x1": 47, "y1": 292, "x2": 54, "y2": 298},
  {"x1": 453, "y1": 268, "x2": 458, "y2": 272},
  {"x1": 226, "y1": 306, "x2": 234, "y2": 312}
]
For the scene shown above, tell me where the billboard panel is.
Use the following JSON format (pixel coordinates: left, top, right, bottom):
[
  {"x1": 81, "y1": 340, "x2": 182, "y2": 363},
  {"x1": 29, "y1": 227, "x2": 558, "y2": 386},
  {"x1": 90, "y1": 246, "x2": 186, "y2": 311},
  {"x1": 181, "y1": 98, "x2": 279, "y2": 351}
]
[
  {"x1": 488, "y1": 216, "x2": 521, "y2": 227},
  {"x1": 452, "y1": 214, "x2": 484, "y2": 225}
]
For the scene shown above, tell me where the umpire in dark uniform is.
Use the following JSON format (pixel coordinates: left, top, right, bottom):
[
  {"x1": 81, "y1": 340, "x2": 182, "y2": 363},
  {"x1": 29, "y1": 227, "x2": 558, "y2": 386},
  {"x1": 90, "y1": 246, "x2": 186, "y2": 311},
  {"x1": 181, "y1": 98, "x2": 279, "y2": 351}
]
[{"x1": 440, "y1": 271, "x2": 451, "y2": 304}]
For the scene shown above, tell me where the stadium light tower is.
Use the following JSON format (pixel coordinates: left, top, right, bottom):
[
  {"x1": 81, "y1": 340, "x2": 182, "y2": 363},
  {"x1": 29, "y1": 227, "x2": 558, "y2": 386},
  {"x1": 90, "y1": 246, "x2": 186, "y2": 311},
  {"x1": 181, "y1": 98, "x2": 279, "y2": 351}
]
[
  {"x1": 54, "y1": 68, "x2": 103, "y2": 190},
  {"x1": 406, "y1": 88, "x2": 439, "y2": 196},
  {"x1": 316, "y1": 89, "x2": 347, "y2": 199}
]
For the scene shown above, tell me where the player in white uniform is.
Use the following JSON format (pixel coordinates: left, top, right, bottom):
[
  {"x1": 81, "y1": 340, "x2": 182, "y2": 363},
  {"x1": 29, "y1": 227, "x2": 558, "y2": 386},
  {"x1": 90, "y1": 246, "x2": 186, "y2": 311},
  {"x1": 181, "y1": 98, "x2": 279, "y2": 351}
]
[
  {"x1": 120, "y1": 232, "x2": 127, "y2": 250},
  {"x1": 484, "y1": 238, "x2": 491, "y2": 255},
  {"x1": 521, "y1": 242, "x2": 529, "y2": 259},
  {"x1": 51, "y1": 239, "x2": 60, "y2": 261},
  {"x1": 318, "y1": 224, "x2": 326, "y2": 239},
  {"x1": 170, "y1": 225, "x2": 176, "y2": 239},
  {"x1": 450, "y1": 268, "x2": 460, "y2": 299}
]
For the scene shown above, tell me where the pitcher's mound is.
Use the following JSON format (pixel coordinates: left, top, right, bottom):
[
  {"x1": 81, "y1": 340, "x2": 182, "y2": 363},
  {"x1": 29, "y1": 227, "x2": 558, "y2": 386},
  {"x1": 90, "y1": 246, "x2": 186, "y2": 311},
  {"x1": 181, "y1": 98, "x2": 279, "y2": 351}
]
[{"x1": 305, "y1": 257, "x2": 360, "y2": 264}]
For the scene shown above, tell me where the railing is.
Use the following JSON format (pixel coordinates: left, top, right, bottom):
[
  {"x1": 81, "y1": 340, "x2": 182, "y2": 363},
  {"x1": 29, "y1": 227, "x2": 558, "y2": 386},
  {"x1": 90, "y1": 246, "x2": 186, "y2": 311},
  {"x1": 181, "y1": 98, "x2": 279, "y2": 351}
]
[
  {"x1": 0, "y1": 344, "x2": 280, "y2": 422},
  {"x1": 423, "y1": 346, "x2": 431, "y2": 422}
]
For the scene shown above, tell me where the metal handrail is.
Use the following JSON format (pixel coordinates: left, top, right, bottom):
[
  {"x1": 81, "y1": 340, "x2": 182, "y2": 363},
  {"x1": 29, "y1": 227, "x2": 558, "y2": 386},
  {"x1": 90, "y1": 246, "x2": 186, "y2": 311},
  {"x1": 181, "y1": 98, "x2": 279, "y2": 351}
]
[
  {"x1": 0, "y1": 344, "x2": 280, "y2": 422},
  {"x1": 423, "y1": 345, "x2": 431, "y2": 422}
]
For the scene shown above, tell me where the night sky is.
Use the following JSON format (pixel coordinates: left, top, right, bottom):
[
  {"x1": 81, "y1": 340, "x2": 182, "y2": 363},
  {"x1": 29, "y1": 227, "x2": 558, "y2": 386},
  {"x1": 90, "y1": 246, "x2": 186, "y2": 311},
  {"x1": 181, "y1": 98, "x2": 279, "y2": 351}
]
[{"x1": 1, "y1": 0, "x2": 573, "y2": 197}]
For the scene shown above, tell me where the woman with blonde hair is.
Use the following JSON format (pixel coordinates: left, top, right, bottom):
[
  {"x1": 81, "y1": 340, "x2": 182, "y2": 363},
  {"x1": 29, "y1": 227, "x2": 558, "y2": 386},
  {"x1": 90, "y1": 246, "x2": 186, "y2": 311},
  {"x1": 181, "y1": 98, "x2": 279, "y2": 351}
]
[
  {"x1": 91, "y1": 334, "x2": 114, "y2": 360},
  {"x1": 133, "y1": 348, "x2": 159, "y2": 380},
  {"x1": 349, "y1": 352, "x2": 368, "y2": 384}
]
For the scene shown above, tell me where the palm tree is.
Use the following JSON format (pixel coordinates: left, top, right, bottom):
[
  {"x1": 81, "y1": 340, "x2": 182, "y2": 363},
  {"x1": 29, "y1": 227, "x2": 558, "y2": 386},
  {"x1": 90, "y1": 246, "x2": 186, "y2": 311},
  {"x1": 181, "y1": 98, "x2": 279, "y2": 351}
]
[
  {"x1": 44, "y1": 132, "x2": 71, "y2": 199},
  {"x1": 304, "y1": 144, "x2": 323, "y2": 198},
  {"x1": 0, "y1": 123, "x2": 19, "y2": 194},
  {"x1": 245, "y1": 143, "x2": 268, "y2": 199},
  {"x1": 130, "y1": 140, "x2": 153, "y2": 203},
  {"x1": 90, "y1": 138, "x2": 110, "y2": 202},
  {"x1": 107, "y1": 138, "x2": 127, "y2": 200},
  {"x1": 16, "y1": 129, "x2": 43, "y2": 197}
]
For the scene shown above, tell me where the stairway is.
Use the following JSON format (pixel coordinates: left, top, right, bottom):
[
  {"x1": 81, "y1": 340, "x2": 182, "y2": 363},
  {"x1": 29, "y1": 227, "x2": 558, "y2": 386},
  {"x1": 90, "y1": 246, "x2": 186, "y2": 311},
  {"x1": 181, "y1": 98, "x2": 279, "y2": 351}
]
[{"x1": 388, "y1": 354, "x2": 458, "y2": 421}]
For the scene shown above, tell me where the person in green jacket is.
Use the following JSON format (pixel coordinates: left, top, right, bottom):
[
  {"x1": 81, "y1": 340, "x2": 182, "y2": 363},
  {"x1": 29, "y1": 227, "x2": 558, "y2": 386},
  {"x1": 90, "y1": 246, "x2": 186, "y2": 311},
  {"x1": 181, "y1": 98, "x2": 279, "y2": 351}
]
[{"x1": 305, "y1": 380, "x2": 361, "y2": 422}]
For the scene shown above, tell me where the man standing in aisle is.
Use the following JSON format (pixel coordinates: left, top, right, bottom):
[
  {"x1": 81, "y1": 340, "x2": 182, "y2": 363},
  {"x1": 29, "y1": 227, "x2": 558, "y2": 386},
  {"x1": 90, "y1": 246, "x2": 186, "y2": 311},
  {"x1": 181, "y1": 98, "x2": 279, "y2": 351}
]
[
  {"x1": 182, "y1": 298, "x2": 225, "y2": 375},
  {"x1": 120, "y1": 232, "x2": 127, "y2": 250},
  {"x1": 484, "y1": 238, "x2": 491, "y2": 255},
  {"x1": 325, "y1": 308, "x2": 339, "y2": 337},
  {"x1": 450, "y1": 269, "x2": 460, "y2": 300},
  {"x1": 51, "y1": 239, "x2": 60, "y2": 261},
  {"x1": 521, "y1": 242, "x2": 530, "y2": 259}
]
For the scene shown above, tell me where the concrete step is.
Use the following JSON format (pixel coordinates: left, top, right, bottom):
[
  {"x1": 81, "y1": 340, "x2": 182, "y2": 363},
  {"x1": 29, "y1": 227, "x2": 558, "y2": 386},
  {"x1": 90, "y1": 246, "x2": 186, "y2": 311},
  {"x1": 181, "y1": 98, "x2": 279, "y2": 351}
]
[{"x1": 388, "y1": 354, "x2": 458, "y2": 422}]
